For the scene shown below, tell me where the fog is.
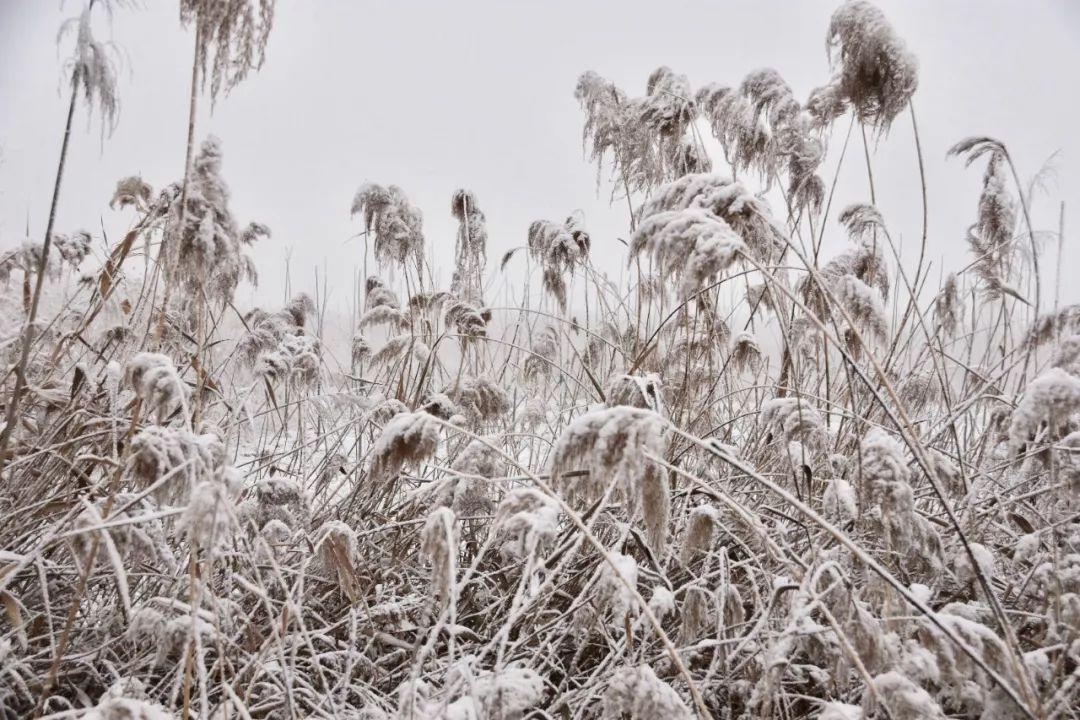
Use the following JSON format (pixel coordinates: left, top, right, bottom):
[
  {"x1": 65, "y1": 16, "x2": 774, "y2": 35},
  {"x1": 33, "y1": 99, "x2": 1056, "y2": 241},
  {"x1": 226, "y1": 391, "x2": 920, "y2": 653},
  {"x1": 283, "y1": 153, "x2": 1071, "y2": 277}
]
[{"x1": 2, "y1": 1, "x2": 1078, "y2": 313}]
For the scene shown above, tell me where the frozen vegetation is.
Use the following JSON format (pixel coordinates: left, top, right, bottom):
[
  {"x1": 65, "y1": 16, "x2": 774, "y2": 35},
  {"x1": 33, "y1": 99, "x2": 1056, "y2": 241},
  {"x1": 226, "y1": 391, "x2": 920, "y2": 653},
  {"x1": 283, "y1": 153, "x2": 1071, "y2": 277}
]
[{"x1": 0, "y1": 1, "x2": 1078, "y2": 718}]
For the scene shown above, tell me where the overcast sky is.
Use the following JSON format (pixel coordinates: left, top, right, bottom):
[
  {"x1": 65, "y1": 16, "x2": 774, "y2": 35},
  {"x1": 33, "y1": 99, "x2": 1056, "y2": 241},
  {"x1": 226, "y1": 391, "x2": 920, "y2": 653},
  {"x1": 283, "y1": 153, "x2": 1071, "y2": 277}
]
[{"x1": 1, "y1": 0, "x2": 1079, "y2": 318}]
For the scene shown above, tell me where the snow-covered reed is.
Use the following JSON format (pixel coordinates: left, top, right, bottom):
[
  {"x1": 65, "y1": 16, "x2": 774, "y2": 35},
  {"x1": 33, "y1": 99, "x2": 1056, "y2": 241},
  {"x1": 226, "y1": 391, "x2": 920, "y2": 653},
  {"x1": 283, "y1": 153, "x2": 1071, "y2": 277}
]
[{"x1": 0, "y1": 2, "x2": 1075, "y2": 718}]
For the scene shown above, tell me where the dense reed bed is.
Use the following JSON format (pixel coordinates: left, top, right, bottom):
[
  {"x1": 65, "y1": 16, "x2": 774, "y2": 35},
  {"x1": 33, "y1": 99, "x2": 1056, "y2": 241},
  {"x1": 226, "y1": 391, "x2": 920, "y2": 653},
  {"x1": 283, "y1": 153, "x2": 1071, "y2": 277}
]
[{"x1": 1, "y1": 2, "x2": 1077, "y2": 718}]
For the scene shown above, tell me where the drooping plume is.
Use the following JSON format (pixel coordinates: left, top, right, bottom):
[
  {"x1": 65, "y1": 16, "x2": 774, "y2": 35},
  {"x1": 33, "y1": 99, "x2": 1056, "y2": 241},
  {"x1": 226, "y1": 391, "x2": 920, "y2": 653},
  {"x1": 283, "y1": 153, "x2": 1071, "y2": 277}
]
[
  {"x1": 352, "y1": 183, "x2": 425, "y2": 275},
  {"x1": 527, "y1": 215, "x2": 590, "y2": 310},
  {"x1": 450, "y1": 189, "x2": 487, "y2": 302},
  {"x1": 58, "y1": 5, "x2": 120, "y2": 136},
  {"x1": 826, "y1": 0, "x2": 918, "y2": 133},
  {"x1": 575, "y1": 66, "x2": 704, "y2": 195},
  {"x1": 180, "y1": 0, "x2": 276, "y2": 102},
  {"x1": 164, "y1": 137, "x2": 263, "y2": 306},
  {"x1": 629, "y1": 209, "x2": 745, "y2": 298}
]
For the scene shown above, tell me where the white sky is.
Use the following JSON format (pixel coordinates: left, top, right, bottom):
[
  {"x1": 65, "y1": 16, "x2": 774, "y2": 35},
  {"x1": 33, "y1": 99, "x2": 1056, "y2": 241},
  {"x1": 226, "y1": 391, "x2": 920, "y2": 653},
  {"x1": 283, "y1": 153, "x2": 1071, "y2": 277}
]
[{"x1": 1, "y1": 0, "x2": 1079, "y2": 318}]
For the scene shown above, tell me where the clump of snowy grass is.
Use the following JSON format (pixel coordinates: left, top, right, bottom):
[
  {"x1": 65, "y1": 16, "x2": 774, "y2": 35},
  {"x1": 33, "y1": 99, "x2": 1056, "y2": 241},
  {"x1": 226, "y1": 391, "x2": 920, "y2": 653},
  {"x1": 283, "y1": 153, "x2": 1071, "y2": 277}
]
[{"x1": 1, "y1": 2, "x2": 1075, "y2": 719}]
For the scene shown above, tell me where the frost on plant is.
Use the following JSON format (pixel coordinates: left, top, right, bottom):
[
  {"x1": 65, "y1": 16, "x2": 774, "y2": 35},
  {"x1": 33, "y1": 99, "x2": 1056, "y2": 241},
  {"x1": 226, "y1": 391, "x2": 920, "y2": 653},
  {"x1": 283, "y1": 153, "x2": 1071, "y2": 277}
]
[{"x1": 1, "y1": 2, "x2": 1076, "y2": 719}]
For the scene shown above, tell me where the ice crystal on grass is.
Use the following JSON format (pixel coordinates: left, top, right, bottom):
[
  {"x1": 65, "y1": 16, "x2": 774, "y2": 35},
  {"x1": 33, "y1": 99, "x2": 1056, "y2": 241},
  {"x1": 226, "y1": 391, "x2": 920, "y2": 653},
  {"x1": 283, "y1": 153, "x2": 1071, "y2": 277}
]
[
  {"x1": 599, "y1": 552, "x2": 639, "y2": 625},
  {"x1": 239, "y1": 476, "x2": 311, "y2": 531},
  {"x1": 52, "y1": 231, "x2": 92, "y2": 269},
  {"x1": 550, "y1": 405, "x2": 666, "y2": 506},
  {"x1": 84, "y1": 692, "x2": 173, "y2": 720},
  {"x1": 731, "y1": 331, "x2": 763, "y2": 373},
  {"x1": 818, "y1": 702, "x2": 862, "y2": 720},
  {"x1": 369, "y1": 411, "x2": 440, "y2": 483},
  {"x1": 127, "y1": 427, "x2": 224, "y2": 502},
  {"x1": 110, "y1": 176, "x2": 153, "y2": 212},
  {"x1": 59, "y1": 6, "x2": 120, "y2": 136},
  {"x1": 761, "y1": 397, "x2": 827, "y2": 447},
  {"x1": 827, "y1": 1, "x2": 918, "y2": 133},
  {"x1": 638, "y1": 173, "x2": 784, "y2": 260},
  {"x1": 822, "y1": 478, "x2": 858, "y2": 523},
  {"x1": 165, "y1": 137, "x2": 263, "y2": 305},
  {"x1": 3, "y1": 4, "x2": 1075, "y2": 718},
  {"x1": 606, "y1": 373, "x2": 664, "y2": 415},
  {"x1": 837, "y1": 274, "x2": 889, "y2": 340},
  {"x1": 352, "y1": 183, "x2": 425, "y2": 274},
  {"x1": 575, "y1": 67, "x2": 701, "y2": 195},
  {"x1": 602, "y1": 665, "x2": 692, "y2": 720},
  {"x1": 370, "y1": 334, "x2": 430, "y2": 370},
  {"x1": 182, "y1": 474, "x2": 239, "y2": 555},
  {"x1": 450, "y1": 189, "x2": 488, "y2": 301},
  {"x1": 421, "y1": 507, "x2": 458, "y2": 606},
  {"x1": 629, "y1": 209, "x2": 745, "y2": 298},
  {"x1": 1008, "y1": 367, "x2": 1080, "y2": 456},
  {"x1": 494, "y1": 488, "x2": 560, "y2": 557},
  {"x1": 527, "y1": 217, "x2": 590, "y2": 310},
  {"x1": 445, "y1": 298, "x2": 490, "y2": 339},
  {"x1": 126, "y1": 352, "x2": 186, "y2": 423},
  {"x1": 869, "y1": 671, "x2": 945, "y2": 719},
  {"x1": 680, "y1": 504, "x2": 719, "y2": 564},
  {"x1": 180, "y1": 0, "x2": 276, "y2": 102},
  {"x1": 445, "y1": 376, "x2": 509, "y2": 424},
  {"x1": 314, "y1": 520, "x2": 361, "y2": 596}
]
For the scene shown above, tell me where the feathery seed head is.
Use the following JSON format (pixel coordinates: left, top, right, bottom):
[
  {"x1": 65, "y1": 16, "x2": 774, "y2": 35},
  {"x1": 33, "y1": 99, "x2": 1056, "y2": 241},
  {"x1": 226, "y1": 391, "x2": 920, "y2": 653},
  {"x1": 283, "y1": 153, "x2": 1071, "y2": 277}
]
[
  {"x1": 827, "y1": 1, "x2": 918, "y2": 133},
  {"x1": 369, "y1": 411, "x2": 440, "y2": 483},
  {"x1": 602, "y1": 665, "x2": 693, "y2": 720},
  {"x1": 421, "y1": 507, "x2": 458, "y2": 606}
]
